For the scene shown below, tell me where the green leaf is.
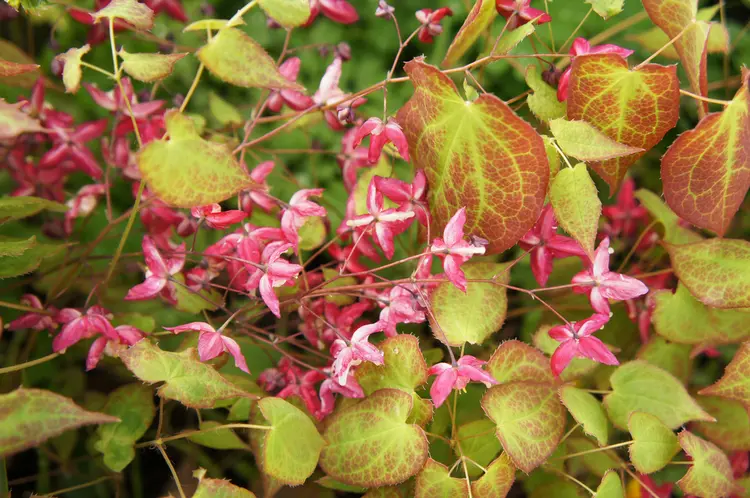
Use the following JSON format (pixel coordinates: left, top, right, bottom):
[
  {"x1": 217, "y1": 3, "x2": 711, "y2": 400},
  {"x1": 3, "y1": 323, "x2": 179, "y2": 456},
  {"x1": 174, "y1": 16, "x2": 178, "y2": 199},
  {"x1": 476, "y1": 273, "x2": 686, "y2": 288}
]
[
  {"x1": 567, "y1": 54, "x2": 680, "y2": 191},
  {"x1": 526, "y1": 65, "x2": 567, "y2": 122},
  {"x1": 566, "y1": 437, "x2": 620, "y2": 477},
  {"x1": 0, "y1": 239, "x2": 64, "y2": 279},
  {"x1": 118, "y1": 49, "x2": 187, "y2": 82},
  {"x1": 666, "y1": 238, "x2": 750, "y2": 309},
  {"x1": 586, "y1": 0, "x2": 623, "y2": 19},
  {"x1": 297, "y1": 216, "x2": 326, "y2": 251},
  {"x1": 193, "y1": 469, "x2": 257, "y2": 498},
  {"x1": 470, "y1": 452, "x2": 515, "y2": 498},
  {"x1": 188, "y1": 421, "x2": 249, "y2": 450},
  {"x1": 93, "y1": 384, "x2": 155, "y2": 472},
  {"x1": 0, "y1": 236, "x2": 35, "y2": 257},
  {"x1": 442, "y1": 0, "x2": 497, "y2": 67},
  {"x1": 0, "y1": 388, "x2": 118, "y2": 457},
  {"x1": 184, "y1": 18, "x2": 245, "y2": 32},
  {"x1": 428, "y1": 262, "x2": 509, "y2": 346},
  {"x1": 603, "y1": 361, "x2": 714, "y2": 430},
  {"x1": 550, "y1": 119, "x2": 644, "y2": 162},
  {"x1": 636, "y1": 336, "x2": 692, "y2": 384},
  {"x1": 257, "y1": 0, "x2": 311, "y2": 28},
  {"x1": 415, "y1": 458, "x2": 469, "y2": 497},
  {"x1": 594, "y1": 471, "x2": 625, "y2": 498},
  {"x1": 627, "y1": 412, "x2": 680, "y2": 474},
  {"x1": 320, "y1": 389, "x2": 429, "y2": 487},
  {"x1": 356, "y1": 334, "x2": 428, "y2": 395},
  {"x1": 0, "y1": 99, "x2": 45, "y2": 139},
  {"x1": 699, "y1": 341, "x2": 750, "y2": 407},
  {"x1": 494, "y1": 22, "x2": 536, "y2": 55},
  {"x1": 138, "y1": 109, "x2": 255, "y2": 208},
  {"x1": 530, "y1": 478, "x2": 586, "y2": 498},
  {"x1": 559, "y1": 385, "x2": 608, "y2": 446},
  {"x1": 634, "y1": 189, "x2": 702, "y2": 245},
  {"x1": 544, "y1": 135, "x2": 561, "y2": 187},
  {"x1": 533, "y1": 325, "x2": 598, "y2": 381},
  {"x1": 677, "y1": 431, "x2": 735, "y2": 498},
  {"x1": 549, "y1": 163, "x2": 601, "y2": 258},
  {"x1": 455, "y1": 419, "x2": 502, "y2": 478},
  {"x1": 316, "y1": 476, "x2": 368, "y2": 493},
  {"x1": 253, "y1": 397, "x2": 324, "y2": 486},
  {"x1": 197, "y1": 28, "x2": 304, "y2": 90},
  {"x1": 119, "y1": 340, "x2": 255, "y2": 409},
  {"x1": 0, "y1": 196, "x2": 66, "y2": 225},
  {"x1": 93, "y1": 0, "x2": 154, "y2": 30},
  {"x1": 482, "y1": 381, "x2": 566, "y2": 473},
  {"x1": 486, "y1": 339, "x2": 554, "y2": 384},
  {"x1": 397, "y1": 59, "x2": 549, "y2": 254},
  {"x1": 171, "y1": 273, "x2": 223, "y2": 314},
  {"x1": 209, "y1": 92, "x2": 243, "y2": 127},
  {"x1": 694, "y1": 396, "x2": 750, "y2": 452}
]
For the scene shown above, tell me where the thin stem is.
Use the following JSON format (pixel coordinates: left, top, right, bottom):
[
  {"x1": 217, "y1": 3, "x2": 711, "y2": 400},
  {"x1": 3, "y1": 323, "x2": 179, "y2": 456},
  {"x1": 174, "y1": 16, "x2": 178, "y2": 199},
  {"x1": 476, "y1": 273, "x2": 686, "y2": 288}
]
[
  {"x1": 227, "y1": 0, "x2": 258, "y2": 26},
  {"x1": 635, "y1": 23, "x2": 690, "y2": 69},
  {"x1": 679, "y1": 88, "x2": 731, "y2": 106},
  {"x1": 136, "y1": 423, "x2": 271, "y2": 448},
  {"x1": 622, "y1": 466, "x2": 661, "y2": 498},
  {"x1": 180, "y1": 62, "x2": 205, "y2": 112},
  {"x1": 0, "y1": 300, "x2": 53, "y2": 315},
  {"x1": 561, "y1": 7, "x2": 593, "y2": 52},
  {"x1": 617, "y1": 220, "x2": 659, "y2": 272},
  {"x1": 39, "y1": 476, "x2": 113, "y2": 497},
  {"x1": 551, "y1": 141, "x2": 573, "y2": 169},
  {"x1": 554, "y1": 440, "x2": 633, "y2": 461},
  {"x1": 80, "y1": 61, "x2": 115, "y2": 78},
  {"x1": 545, "y1": 467, "x2": 595, "y2": 495},
  {"x1": 559, "y1": 423, "x2": 582, "y2": 445},
  {"x1": 156, "y1": 444, "x2": 186, "y2": 498},
  {"x1": 543, "y1": 0, "x2": 555, "y2": 51},
  {"x1": 0, "y1": 352, "x2": 59, "y2": 375},
  {"x1": 103, "y1": 180, "x2": 146, "y2": 287}
]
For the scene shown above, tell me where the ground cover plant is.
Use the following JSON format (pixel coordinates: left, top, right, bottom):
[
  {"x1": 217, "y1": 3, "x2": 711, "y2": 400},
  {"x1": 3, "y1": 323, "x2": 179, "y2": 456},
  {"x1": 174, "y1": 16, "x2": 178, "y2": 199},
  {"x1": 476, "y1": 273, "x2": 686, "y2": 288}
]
[{"x1": 1, "y1": 0, "x2": 749, "y2": 496}]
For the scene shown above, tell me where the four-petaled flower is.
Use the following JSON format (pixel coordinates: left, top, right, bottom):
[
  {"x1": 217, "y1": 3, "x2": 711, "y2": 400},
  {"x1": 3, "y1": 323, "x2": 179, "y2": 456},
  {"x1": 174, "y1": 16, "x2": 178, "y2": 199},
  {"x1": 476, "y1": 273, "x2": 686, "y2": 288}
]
[
  {"x1": 166, "y1": 322, "x2": 249, "y2": 373},
  {"x1": 191, "y1": 204, "x2": 247, "y2": 230},
  {"x1": 125, "y1": 235, "x2": 186, "y2": 302},
  {"x1": 268, "y1": 58, "x2": 315, "y2": 113},
  {"x1": 572, "y1": 237, "x2": 649, "y2": 315},
  {"x1": 415, "y1": 8, "x2": 453, "y2": 43},
  {"x1": 428, "y1": 355, "x2": 498, "y2": 408},
  {"x1": 374, "y1": 169, "x2": 429, "y2": 226},
  {"x1": 549, "y1": 313, "x2": 617, "y2": 376},
  {"x1": 495, "y1": 0, "x2": 552, "y2": 31},
  {"x1": 330, "y1": 321, "x2": 385, "y2": 385},
  {"x1": 352, "y1": 117, "x2": 410, "y2": 164},
  {"x1": 519, "y1": 204, "x2": 587, "y2": 286},
  {"x1": 87, "y1": 325, "x2": 145, "y2": 371},
  {"x1": 280, "y1": 189, "x2": 327, "y2": 245},
  {"x1": 375, "y1": 0, "x2": 394, "y2": 18},
  {"x1": 557, "y1": 38, "x2": 634, "y2": 101},
  {"x1": 248, "y1": 241, "x2": 304, "y2": 318},
  {"x1": 7, "y1": 294, "x2": 58, "y2": 332},
  {"x1": 41, "y1": 119, "x2": 108, "y2": 179},
  {"x1": 319, "y1": 374, "x2": 364, "y2": 418},
  {"x1": 53, "y1": 306, "x2": 118, "y2": 353},
  {"x1": 430, "y1": 207, "x2": 487, "y2": 292}
]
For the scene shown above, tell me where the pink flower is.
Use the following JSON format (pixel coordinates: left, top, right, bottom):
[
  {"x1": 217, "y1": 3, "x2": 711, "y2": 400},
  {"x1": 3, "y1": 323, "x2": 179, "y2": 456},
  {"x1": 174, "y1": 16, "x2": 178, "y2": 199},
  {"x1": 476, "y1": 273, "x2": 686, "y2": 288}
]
[
  {"x1": 86, "y1": 325, "x2": 145, "y2": 371},
  {"x1": 549, "y1": 313, "x2": 617, "y2": 376},
  {"x1": 428, "y1": 355, "x2": 497, "y2": 408},
  {"x1": 625, "y1": 265, "x2": 671, "y2": 343},
  {"x1": 330, "y1": 321, "x2": 385, "y2": 385},
  {"x1": 557, "y1": 38, "x2": 634, "y2": 101},
  {"x1": 495, "y1": 0, "x2": 551, "y2": 30},
  {"x1": 267, "y1": 58, "x2": 315, "y2": 112},
  {"x1": 374, "y1": 169, "x2": 429, "y2": 226},
  {"x1": 125, "y1": 235, "x2": 186, "y2": 302},
  {"x1": 351, "y1": 117, "x2": 410, "y2": 164},
  {"x1": 191, "y1": 204, "x2": 247, "y2": 230},
  {"x1": 313, "y1": 57, "x2": 366, "y2": 130},
  {"x1": 375, "y1": 0, "x2": 394, "y2": 18},
  {"x1": 40, "y1": 119, "x2": 108, "y2": 179},
  {"x1": 166, "y1": 322, "x2": 249, "y2": 374},
  {"x1": 7, "y1": 294, "x2": 58, "y2": 332},
  {"x1": 249, "y1": 242, "x2": 303, "y2": 318},
  {"x1": 53, "y1": 306, "x2": 117, "y2": 352},
  {"x1": 379, "y1": 286, "x2": 426, "y2": 337},
  {"x1": 144, "y1": 0, "x2": 188, "y2": 22},
  {"x1": 85, "y1": 78, "x2": 164, "y2": 119},
  {"x1": 65, "y1": 184, "x2": 107, "y2": 235},
  {"x1": 602, "y1": 177, "x2": 649, "y2": 239},
  {"x1": 319, "y1": 374, "x2": 364, "y2": 418},
  {"x1": 415, "y1": 8, "x2": 453, "y2": 43},
  {"x1": 346, "y1": 181, "x2": 415, "y2": 259},
  {"x1": 277, "y1": 367, "x2": 326, "y2": 417},
  {"x1": 308, "y1": 0, "x2": 359, "y2": 24},
  {"x1": 280, "y1": 189, "x2": 327, "y2": 245},
  {"x1": 339, "y1": 128, "x2": 372, "y2": 190},
  {"x1": 430, "y1": 208, "x2": 487, "y2": 292},
  {"x1": 241, "y1": 161, "x2": 277, "y2": 213},
  {"x1": 572, "y1": 237, "x2": 649, "y2": 315},
  {"x1": 519, "y1": 204, "x2": 587, "y2": 286}
]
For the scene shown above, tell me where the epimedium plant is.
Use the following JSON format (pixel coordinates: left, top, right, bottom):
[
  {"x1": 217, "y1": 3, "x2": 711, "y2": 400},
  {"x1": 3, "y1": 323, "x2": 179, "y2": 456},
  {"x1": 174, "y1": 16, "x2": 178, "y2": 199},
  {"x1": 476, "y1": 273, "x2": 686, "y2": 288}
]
[{"x1": 0, "y1": 0, "x2": 749, "y2": 496}]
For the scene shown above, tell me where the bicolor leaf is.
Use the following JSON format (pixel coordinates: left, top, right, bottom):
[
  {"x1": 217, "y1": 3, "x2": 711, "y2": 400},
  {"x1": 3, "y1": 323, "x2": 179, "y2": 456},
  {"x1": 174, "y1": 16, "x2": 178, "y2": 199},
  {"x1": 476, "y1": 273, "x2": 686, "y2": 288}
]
[
  {"x1": 0, "y1": 388, "x2": 118, "y2": 457},
  {"x1": 54, "y1": 44, "x2": 90, "y2": 94},
  {"x1": 526, "y1": 65, "x2": 567, "y2": 122},
  {"x1": 94, "y1": 0, "x2": 154, "y2": 30},
  {"x1": 197, "y1": 28, "x2": 304, "y2": 90},
  {"x1": 634, "y1": 189, "x2": 702, "y2": 245},
  {"x1": 356, "y1": 334, "x2": 429, "y2": 395},
  {"x1": 193, "y1": 469, "x2": 257, "y2": 498},
  {"x1": 428, "y1": 262, "x2": 509, "y2": 346},
  {"x1": 471, "y1": 452, "x2": 515, "y2": 497},
  {"x1": 549, "y1": 119, "x2": 644, "y2": 162},
  {"x1": 627, "y1": 411, "x2": 680, "y2": 474},
  {"x1": 603, "y1": 361, "x2": 714, "y2": 429},
  {"x1": 665, "y1": 238, "x2": 750, "y2": 309},
  {"x1": 0, "y1": 58, "x2": 38, "y2": 77},
  {"x1": 699, "y1": 341, "x2": 750, "y2": 407},
  {"x1": 595, "y1": 471, "x2": 625, "y2": 498},
  {"x1": 694, "y1": 396, "x2": 750, "y2": 452},
  {"x1": 257, "y1": 0, "x2": 311, "y2": 28},
  {"x1": 415, "y1": 459, "x2": 469, "y2": 498},
  {"x1": 138, "y1": 109, "x2": 255, "y2": 208},
  {"x1": 677, "y1": 431, "x2": 735, "y2": 498},
  {"x1": 661, "y1": 80, "x2": 749, "y2": 235},
  {"x1": 567, "y1": 54, "x2": 680, "y2": 191},
  {"x1": 486, "y1": 339, "x2": 554, "y2": 385},
  {"x1": 320, "y1": 389, "x2": 429, "y2": 487},
  {"x1": 119, "y1": 50, "x2": 187, "y2": 82},
  {"x1": 397, "y1": 59, "x2": 549, "y2": 254},
  {"x1": 549, "y1": 163, "x2": 601, "y2": 258},
  {"x1": 559, "y1": 385, "x2": 609, "y2": 446},
  {"x1": 119, "y1": 340, "x2": 255, "y2": 408},
  {"x1": 482, "y1": 381, "x2": 566, "y2": 473},
  {"x1": 442, "y1": 0, "x2": 497, "y2": 67}
]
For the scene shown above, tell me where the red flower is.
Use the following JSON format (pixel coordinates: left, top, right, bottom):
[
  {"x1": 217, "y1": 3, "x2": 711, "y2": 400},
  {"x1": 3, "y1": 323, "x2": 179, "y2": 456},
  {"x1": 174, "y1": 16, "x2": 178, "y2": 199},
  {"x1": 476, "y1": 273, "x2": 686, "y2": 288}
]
[
  {"x1": 308, "y1": 0, "x2": 358, "y2": 25},
  {"x1": 495, "y1": 0, "x2": 551, "y2": 30},
  {"x1": 144, "y1": 0, "x2": 188, "y2": 22},
  {"x1": 602, "y1": 177, "x2": 649, "y2": 238},
  {"x1": 415, "y1": 8, "x2": 453, "y2": 43},
  {"x1": 267, "y1": 58, "x2": 315, "y2": 113},
  {"x1": 7, "y1": 294, "x2": 58, "y2": 332},
  {"x1": 280, "y1": 189, "x2": 327, "y2": 245},
  {"x1": 40, "y1": 119, "x2": 108, "y2": 179},
  {"x1": 374, "y1": 169, "x2": 429, "y2": 226},
  {"x1": 352, "y1": 117, "x2": 410, "y2": 164},
  {"x1": 330, "y1": 322, "x2": 385, "y2": 385},
  {"x1": 124, "y1": 235, "x2": 185, "y2": 302},
  {"x1": 191, "y1": 204, "x2": 247, "y2": 230}
]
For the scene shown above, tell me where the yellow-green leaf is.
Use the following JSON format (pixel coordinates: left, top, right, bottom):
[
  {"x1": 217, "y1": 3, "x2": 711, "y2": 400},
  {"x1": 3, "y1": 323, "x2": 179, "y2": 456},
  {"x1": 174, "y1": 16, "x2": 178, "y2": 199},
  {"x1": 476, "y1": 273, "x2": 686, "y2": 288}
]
[
  {"x1": 549, "y1": 163, "x2": 601, "y2": 258},
  {"x1": 699, "y1": 341, "x2": 750, "y2": 408},
  {"x1": 471, "y1": 452, "x2": 515, "y2": 497},
  {"x1": 54, "y1": 44, "x2": 89, "y2": 94},
  {"x1": 209, "y1": 92, "x2": 243, "y2": 127},
  {"x1": 93, "y1": 0, "x2": 154, "y2": 30},
  {"x1": 586, "y1": 0, "x2": 623, "y2": 19},
  {"x1": 594, "y1": 471, "x2": 625, "y2": 498},
  {"x1": 526, "y1": 65, "x2": 566, "y2": 122},
  {"x1": 0, "y1": 196, "x2": 66, "y2": 224},
  {"x1": 486, "y1": 339, "x2": 554, "y2": 384},
  {"x1": 415, "y1": 458, "x2": 469, "y2": 497},
  {"x1": 550, "y1": 119, "x2": 644, "y2": 162},
  {"x1": 184, "y1": 18, "x2": 245, "y2": 32},
  {"x1": 442, "y1": 0, "x2": 497, "y2": 67},
  {"x1": 188, "y1": 421, "x2": 249, "y2": 450},
  {"x1": 677, "y1": 431, "x2": 735, "y2": 498},
  {"x1": 257, "y1": 0, "x2": 311, "y2": 28},
  {"x1": 118, "y1": 49, "x2": 187, "y2": 82},
  {"x1": 560, "y1": 385, "x2": 609, "y2": 446},
  {"x1": 627, "y1": 411, "x2": 680, "y2": 474},
  {"x1": 694, "y1": 395, "x2": 750, "y2": 452},
  {"x1": 634, "y1": 189, "x2": 702, "y2": 245},
  {"x1": 193, "y1": 469, "x2": 257, "y2": 498}
]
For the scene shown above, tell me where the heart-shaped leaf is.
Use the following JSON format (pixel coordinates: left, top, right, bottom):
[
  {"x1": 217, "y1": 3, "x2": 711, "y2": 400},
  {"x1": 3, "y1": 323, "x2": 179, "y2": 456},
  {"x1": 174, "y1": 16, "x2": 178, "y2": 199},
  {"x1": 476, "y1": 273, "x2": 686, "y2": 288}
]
[
  {"x1": 118, "y1": 50, "x2": 187, "y2": 82},
  {"x1": 357, "y1": 334, "x2": 428, "y2": 395},
  {"x1": 586, "y1": 0, "x2": 624, "y2": 19},
  {"x1": 567, "y1": 54, "x2": 680, "y2": 191},
  {"x1": 94, "y1": 0, "x2": 154, "y2": 30},
  {"x1": 694, "y1": 396, "x2": 750, "y2": 452},
  {"x1": 0, "y1": 99, "x2": 45, "y2": 139},
  {"x1": 699, "y1": 342, "x2": 750, "y2": 407},
  {"x1": 550, "y1": 119, "x2": 644, "y2": 162},
  {"x1": 397, "y1": 59, "x2": 549, "y2": 254},
  {"x1": 0, "y1": 388, "x2": 118, "y2": 457},
  {"x1": 193, "y1": 469, "x2": 257, "y2": 498},
  {"x1": 54, "y1": 45, "x2": 90, "y2": 94},
  {"x1": 549, "y1": 163, "x2": 602, "y2": 258},
  {"x1": 138, "y1": 109, "x2": 255, "y2": 208},
  {"x1": 415, "y1": 459, "x2": 469, "y2": 497},
  {"x1": 471, "y1": 452, "x2": 516, "y2": 498},
  {"x1": 486, "y1": 339, "x2": 554, "y2": 385},
  {"x1": 636, "y1": 336, "x2": 692, "y2": 384},
  {"x1": 560, "y1": 385, "x2": 609, "y2": 446},
  {"x1": 604, "y1": 361, "x2": 714, "y2": 429},
  {"x1": 594, "y1": 471, "x2": 625, "y2": 498},
  {"x1": 677, "y1": 431, "x2": 735, "y2": 498},
  {"x1": 442, "y1": 0, "x2": 497, "y2": 67},
  {"x1": 627, "y1": 411, "x2": 680, "y2": 474},
  {"x1": 482, "y1": 381, "x2": 566, "y2": 473}
]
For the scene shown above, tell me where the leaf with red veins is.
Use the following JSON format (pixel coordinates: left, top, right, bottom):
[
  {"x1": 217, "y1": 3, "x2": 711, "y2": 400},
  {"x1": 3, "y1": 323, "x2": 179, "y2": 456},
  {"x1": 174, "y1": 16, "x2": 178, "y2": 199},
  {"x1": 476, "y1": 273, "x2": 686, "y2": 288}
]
[
  {"x1": 699, "y1": 341, "x2": 750, "y2": 408},
  {"x1": 486, "y1": 339, "x2": 555, "y2": 384},
  {"x1": 397, "y1": 58, "x2": 549, "y2": 254},
  {"x1": 642, "y1": 0, "x2": 709, "y2": 110},
  {"x1": 677, "y1": 431, "x2": 736, "y2": 498},
  {"x1": 567, "y1": 54, "x2": 680, "y2": 192},
  {"x1": 662, "y1": 80, "x2": 749, "y2": 235},
  {"x1": 442, "y1": 0, "x2": 497, "y2": 67},
  {"x1": 665, "y1": 238, "x2": 750, "y2": 309}
]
